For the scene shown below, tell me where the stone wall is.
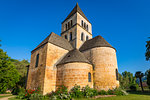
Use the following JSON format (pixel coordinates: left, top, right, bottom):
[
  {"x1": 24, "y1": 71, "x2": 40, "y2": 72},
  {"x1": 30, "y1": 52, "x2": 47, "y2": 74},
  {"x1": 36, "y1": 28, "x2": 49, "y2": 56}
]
[
  {"x1": 26, "y1": 44, "x2": 48, "y2": 93},
  {"x1": 82, "y1": 47, "x2": 119, "y2": 90},
  {"x1": 56, "y1": 62, "x2": 93, "y2": 90},
  {"x1": 43, "y1": 43, "x2": 69, "y2": 95}
]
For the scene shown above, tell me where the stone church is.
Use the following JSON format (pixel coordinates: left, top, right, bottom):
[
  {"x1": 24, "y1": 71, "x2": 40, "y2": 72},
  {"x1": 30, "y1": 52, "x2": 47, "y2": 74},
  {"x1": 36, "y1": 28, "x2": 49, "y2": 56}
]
[{"x1": 26, "y1": 3, "x2": 119, "y2": 95}]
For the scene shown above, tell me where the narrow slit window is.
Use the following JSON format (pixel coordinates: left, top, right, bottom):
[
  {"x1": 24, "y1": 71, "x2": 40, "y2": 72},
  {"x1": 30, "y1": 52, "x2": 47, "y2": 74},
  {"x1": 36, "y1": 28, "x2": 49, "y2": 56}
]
[
  {"x1": 87, "y1": 25, "x2": 88, "y2": 31},
  {"x1": 65, "y1": 24, "x2": 67, "y2": 30},
  {"x1": 35, "y1": 54, "x2": 39, "y2": 68},
  {"x1": 70, "y1": 32, "x2": 72, "y2": 41},
  {"x1": 81, "y1": 32, "x2": 84, "y2": 41},
  {"x1": 88, "y1": 72, "x2": 91, "y2": 82},
  {"x1": 81, "y1": 20, "x2": 83, "y2": 27},
  {"x1": 71, "y1": 20, "x2": 73, "y2": 26},
  {"x1": 86, "y1": 36, "x2": 89, "y2": 40},
  {"x1": 65, "y1": 35, "x2": 68, "y2": 39},
  {"x1": 116, "y1": 69, "x2": 119, "y2": 80}
]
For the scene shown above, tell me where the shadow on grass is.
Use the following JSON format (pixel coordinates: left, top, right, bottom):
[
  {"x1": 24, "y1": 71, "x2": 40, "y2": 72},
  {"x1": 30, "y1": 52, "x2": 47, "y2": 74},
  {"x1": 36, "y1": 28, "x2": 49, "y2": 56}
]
[{"x1": 127, "y1": 90, "x2": 150, "y2": 96}]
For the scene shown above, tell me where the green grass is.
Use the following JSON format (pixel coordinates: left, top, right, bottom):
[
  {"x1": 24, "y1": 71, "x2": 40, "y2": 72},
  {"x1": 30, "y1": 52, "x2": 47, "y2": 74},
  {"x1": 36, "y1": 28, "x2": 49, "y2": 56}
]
[
  {"x1": 75, "y1": 91, "x2": 150, "y2": 100},
  {"x1": 0, "y1": 95, "x2": 12, "y2": 98}
]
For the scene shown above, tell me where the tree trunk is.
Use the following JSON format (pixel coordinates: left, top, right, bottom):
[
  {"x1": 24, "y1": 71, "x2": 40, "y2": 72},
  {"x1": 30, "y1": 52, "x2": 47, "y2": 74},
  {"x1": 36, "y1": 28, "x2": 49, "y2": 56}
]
[{"x1": 139, "y1": 78, "x2": 144, "y2": 92}]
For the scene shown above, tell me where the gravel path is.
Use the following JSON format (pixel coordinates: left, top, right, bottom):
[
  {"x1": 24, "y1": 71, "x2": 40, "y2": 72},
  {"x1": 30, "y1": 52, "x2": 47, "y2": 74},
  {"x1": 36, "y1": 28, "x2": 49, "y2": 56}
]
[{"x1": 0, "y1": 96, "x2": 15, "y2": 100}]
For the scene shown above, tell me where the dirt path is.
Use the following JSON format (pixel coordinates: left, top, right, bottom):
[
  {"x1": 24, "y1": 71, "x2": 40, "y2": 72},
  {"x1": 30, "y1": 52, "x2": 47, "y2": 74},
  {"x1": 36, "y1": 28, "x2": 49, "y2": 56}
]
[{"x1": 0, "y1": 96, "x2": 15, "y2": 100}]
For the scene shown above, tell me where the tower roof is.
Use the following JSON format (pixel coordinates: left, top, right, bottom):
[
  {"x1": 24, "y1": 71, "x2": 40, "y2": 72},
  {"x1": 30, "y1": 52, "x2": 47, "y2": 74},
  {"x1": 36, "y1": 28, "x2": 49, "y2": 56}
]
[
  {"x1": 62, "y1": 3, "x2": 90, "y2": 23},
  {"x1": 57, "y1": 49, "x2": 91, "y2": 65},
  {"x1": 32, "y1": 32, "x2": 73, "y2": 53},
  {"x1": 79, "y1": 35, "x2": 116, "y2": 52}
]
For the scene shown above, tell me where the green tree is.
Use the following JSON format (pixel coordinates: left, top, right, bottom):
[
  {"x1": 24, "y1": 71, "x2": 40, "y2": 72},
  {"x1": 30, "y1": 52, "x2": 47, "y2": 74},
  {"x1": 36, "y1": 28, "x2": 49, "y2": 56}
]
[
  {"x1": 119, "y1": 71, "x2": 136, "y2": 89},
  {"x1": 135, "y1": 71, "x2": 144, "y2": 92},
  {"x1": 145, "y1": 37, "x2": 150, "y2": 61},
  {"x1": 145, "y1": 69, "x2": 150, "y2": 89},
  {"x1": 0, "y1": 49, "x2": 20, "y2": 93}
]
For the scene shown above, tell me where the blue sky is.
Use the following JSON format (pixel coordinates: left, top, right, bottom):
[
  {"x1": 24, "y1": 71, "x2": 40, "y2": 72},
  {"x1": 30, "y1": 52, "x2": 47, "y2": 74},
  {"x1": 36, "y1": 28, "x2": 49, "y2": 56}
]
[{"x1": 0, "y1": 0, "x2": 150, "y2": 74}]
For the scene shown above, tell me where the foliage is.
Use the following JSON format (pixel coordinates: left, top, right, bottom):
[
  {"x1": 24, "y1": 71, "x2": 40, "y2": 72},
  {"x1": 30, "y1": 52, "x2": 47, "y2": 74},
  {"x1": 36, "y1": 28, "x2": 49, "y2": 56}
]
[
  {"x1": 29, "y1": 93, "x2": 48, "y2": 100},
  {"x1": 145, "y1": 69, "x2": 150, "y2": 89},
  {"x1": 119, "y1": 71, "x2": 136, "y2": 89},
  {"x1": 129, "y1": 84, "x2": 138, "y2": 91},
  {"x1": 0, "y1": 49, "x2": 20, "y2": 93},
  {"x1": 81, "y1": 85, "x2": 98, "y2": 98},
  {"x1": 98, "y1": 90, "x2": 108, "y2": 95},
  {"x1": 70, "y1": 85, "x2": 83, "y2": 98},
  {"x1": 145, "y1": 37, "x2": 150, "y2": 61},
  {"x1": 135, "y1": 71, "x2": 144, "y2": 92},
  {"x1": 17, "y1": 88, "x2": 40, "y2": 100}
]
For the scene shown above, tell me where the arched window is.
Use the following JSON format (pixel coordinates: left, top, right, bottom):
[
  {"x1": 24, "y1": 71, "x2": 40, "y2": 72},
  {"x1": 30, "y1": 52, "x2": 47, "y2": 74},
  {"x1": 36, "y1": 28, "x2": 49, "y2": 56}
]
[
  {"x1": 35, "y1": 53, "x2": 39, "y2": 68},
  {"x1": 70, "y1": 32, "x2": 72, "y2": 41},
  {"x1": 81, "y1": 20, "x2": 83, "y2": 27},
  {"x1": 116, "y1": 69, "x2": 119, "y2": 80},
  {"x1": 84, "y1": 23, "x2": 86, "y2": 29},
  {"x1": 87, "y1": 25, "x2": 88, "y2": 31},
  {"x1": 88, "y1": 72, "x2": 91, "y2": 82},
  {"x1": 68, "y1": 22, "x2": 70, "y2": 29},
  {"x1": 86, "y1": 36, "x2": 89, "y2": 40},
  {"x1": 65, "y1": 24, "x2": 67, "y2": 30},
  {"x1": 81, "y1": 32, "x2": 84, "y2": 41},
  {"x1": 71, "y1": 20, "x2": 73, "y2": 26}
]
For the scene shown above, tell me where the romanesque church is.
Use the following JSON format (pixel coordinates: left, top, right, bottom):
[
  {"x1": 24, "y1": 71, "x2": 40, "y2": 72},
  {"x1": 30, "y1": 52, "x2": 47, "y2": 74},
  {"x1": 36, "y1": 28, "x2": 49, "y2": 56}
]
[{"x1": 26, "y1": 3, "x2": 119, "y2": 95}]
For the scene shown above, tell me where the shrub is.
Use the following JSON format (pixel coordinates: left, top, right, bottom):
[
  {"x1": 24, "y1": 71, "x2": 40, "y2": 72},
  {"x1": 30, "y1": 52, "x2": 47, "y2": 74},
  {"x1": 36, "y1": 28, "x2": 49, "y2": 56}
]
[
  {"x1": 82, "y1": 85, "x2": 98, "y2": 98},
  {"x1": 30, "y1": 93, "x2": 48, "y2": 100},
  {"x1": 98, "y1": 90, "x2": 108, "y2": 95},
  {"x1": 16, "y1": 88, "x2": 40, "y2": 99},
  {"x1": 70, "y1": 85, "x2": 83, "y2": 98}
]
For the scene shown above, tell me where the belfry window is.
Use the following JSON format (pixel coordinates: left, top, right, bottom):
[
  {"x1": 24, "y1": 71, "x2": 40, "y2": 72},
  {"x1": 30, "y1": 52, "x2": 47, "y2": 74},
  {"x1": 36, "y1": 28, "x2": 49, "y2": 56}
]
[
  {"x1": 35, "y1": 53, "x2": 39, "y2": 68},
  {"x1": 88, "y1": 72, "x2": 91, "y2": 82},
  {"x1": 68, "y1": 22, "x2": 70, "y2": 29},
  {"x1": 86, "y1": 36, "x2": 89, "y2": 40},
  {"x1": 81, "y1": 32, "x2": 84, "y2": 41},
  {"x1": 84, "y1": 23, "x2": 86, "y2": 29},
  {"x1": 87, "y1": 25, "x2": 88, "y2": 31},
  {"x1": 65, "y1": 24, "x2": 67, "y2": 30},
  {"x1": 70, "y1": 32, "x2": 72, "y2": 41},
  {"x1": 116, "y1": 69, "x2": 119, "y2": 80},
  {"x1": 81, "y1": 20, "x2": 83, "y2": 27},
  {"x1": 71, "y1": 20, "x2": 73, "y2": 26}
]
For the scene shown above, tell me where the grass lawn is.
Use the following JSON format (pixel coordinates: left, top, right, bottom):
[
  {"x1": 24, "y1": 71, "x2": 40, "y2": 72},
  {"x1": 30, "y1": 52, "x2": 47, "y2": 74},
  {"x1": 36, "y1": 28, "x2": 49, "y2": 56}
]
[
  {"x1": 75, "y1": 91, "x2": 150, "y2": 100},
  {"x1": 0, "y1": 95, "x2": 12, "y2": 98}
]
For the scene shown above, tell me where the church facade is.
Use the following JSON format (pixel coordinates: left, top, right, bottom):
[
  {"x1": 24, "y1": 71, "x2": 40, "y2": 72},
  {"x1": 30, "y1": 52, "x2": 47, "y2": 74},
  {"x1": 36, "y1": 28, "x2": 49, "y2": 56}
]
[{"x1": 26, "y1": 3, "x2": 119, "y2": 95}]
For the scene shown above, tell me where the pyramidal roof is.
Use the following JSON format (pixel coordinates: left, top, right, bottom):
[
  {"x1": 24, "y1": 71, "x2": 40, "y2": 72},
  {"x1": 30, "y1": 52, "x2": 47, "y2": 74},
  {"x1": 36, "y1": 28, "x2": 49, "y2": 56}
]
[
  {"x1": 32, "y1": 32, "x2": 73, "y2": 53},
  {"x1": 62, "y1": 3, "x2": 90, "y2": 23},
  {"x1": 57, "y1": 49, "x2": 91, "y2": 65},
  {"x1": 79, "y1": 35, "x2": 115, "y2": 52}
]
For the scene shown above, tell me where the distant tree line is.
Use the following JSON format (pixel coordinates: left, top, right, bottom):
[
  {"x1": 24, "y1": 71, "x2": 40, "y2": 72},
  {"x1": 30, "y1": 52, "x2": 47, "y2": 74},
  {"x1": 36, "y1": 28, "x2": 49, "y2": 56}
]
[{"x1": 0, "y1": 40, "x2": 29, "y2": 93}]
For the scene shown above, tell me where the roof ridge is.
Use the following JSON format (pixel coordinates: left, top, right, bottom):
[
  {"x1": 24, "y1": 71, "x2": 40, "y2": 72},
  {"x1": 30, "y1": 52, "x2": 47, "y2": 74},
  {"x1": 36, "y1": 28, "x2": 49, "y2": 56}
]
[
  {"x1": 31, "y1": 32, "x2": 73, "y2": 53},
  {"x1": 62, "y1": 3, "x2": 90, "y2": 23}
]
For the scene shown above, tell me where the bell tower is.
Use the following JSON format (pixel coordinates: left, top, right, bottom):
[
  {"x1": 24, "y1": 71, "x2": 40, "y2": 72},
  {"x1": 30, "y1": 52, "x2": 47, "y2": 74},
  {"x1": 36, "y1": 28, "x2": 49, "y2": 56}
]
[{"x1": 61, "y1": 3, "x2": 92, "y2": 49}]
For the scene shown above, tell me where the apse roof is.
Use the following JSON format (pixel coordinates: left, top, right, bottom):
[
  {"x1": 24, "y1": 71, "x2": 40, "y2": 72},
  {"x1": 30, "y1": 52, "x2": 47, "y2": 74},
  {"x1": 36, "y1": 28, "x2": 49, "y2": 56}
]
[
  {"x1": 79, "y1": 35, "x2": 115, "y2": 52},
  {"x1": 57, "y1": 49, "x2": 91, "y2": 65}
]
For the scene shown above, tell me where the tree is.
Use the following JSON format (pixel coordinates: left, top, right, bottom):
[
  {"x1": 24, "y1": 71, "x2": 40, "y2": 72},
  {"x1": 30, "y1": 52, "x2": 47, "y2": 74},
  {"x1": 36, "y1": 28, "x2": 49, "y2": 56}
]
[
  {"x1": 145, "y1": 69, "x2": 150, "y2": 89},
  {"x1": 0, "y1": 49, "x2": 20, "y2": 93},
  {"x1": 145, "y1": 37, "x2": 150, "y2": 61},
  {"x1": 135, "y1": 71, "x2": 144, "y2": 92},
  {"x1": 119, "y1": 71, "x2": 136, "y2": 89}
]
